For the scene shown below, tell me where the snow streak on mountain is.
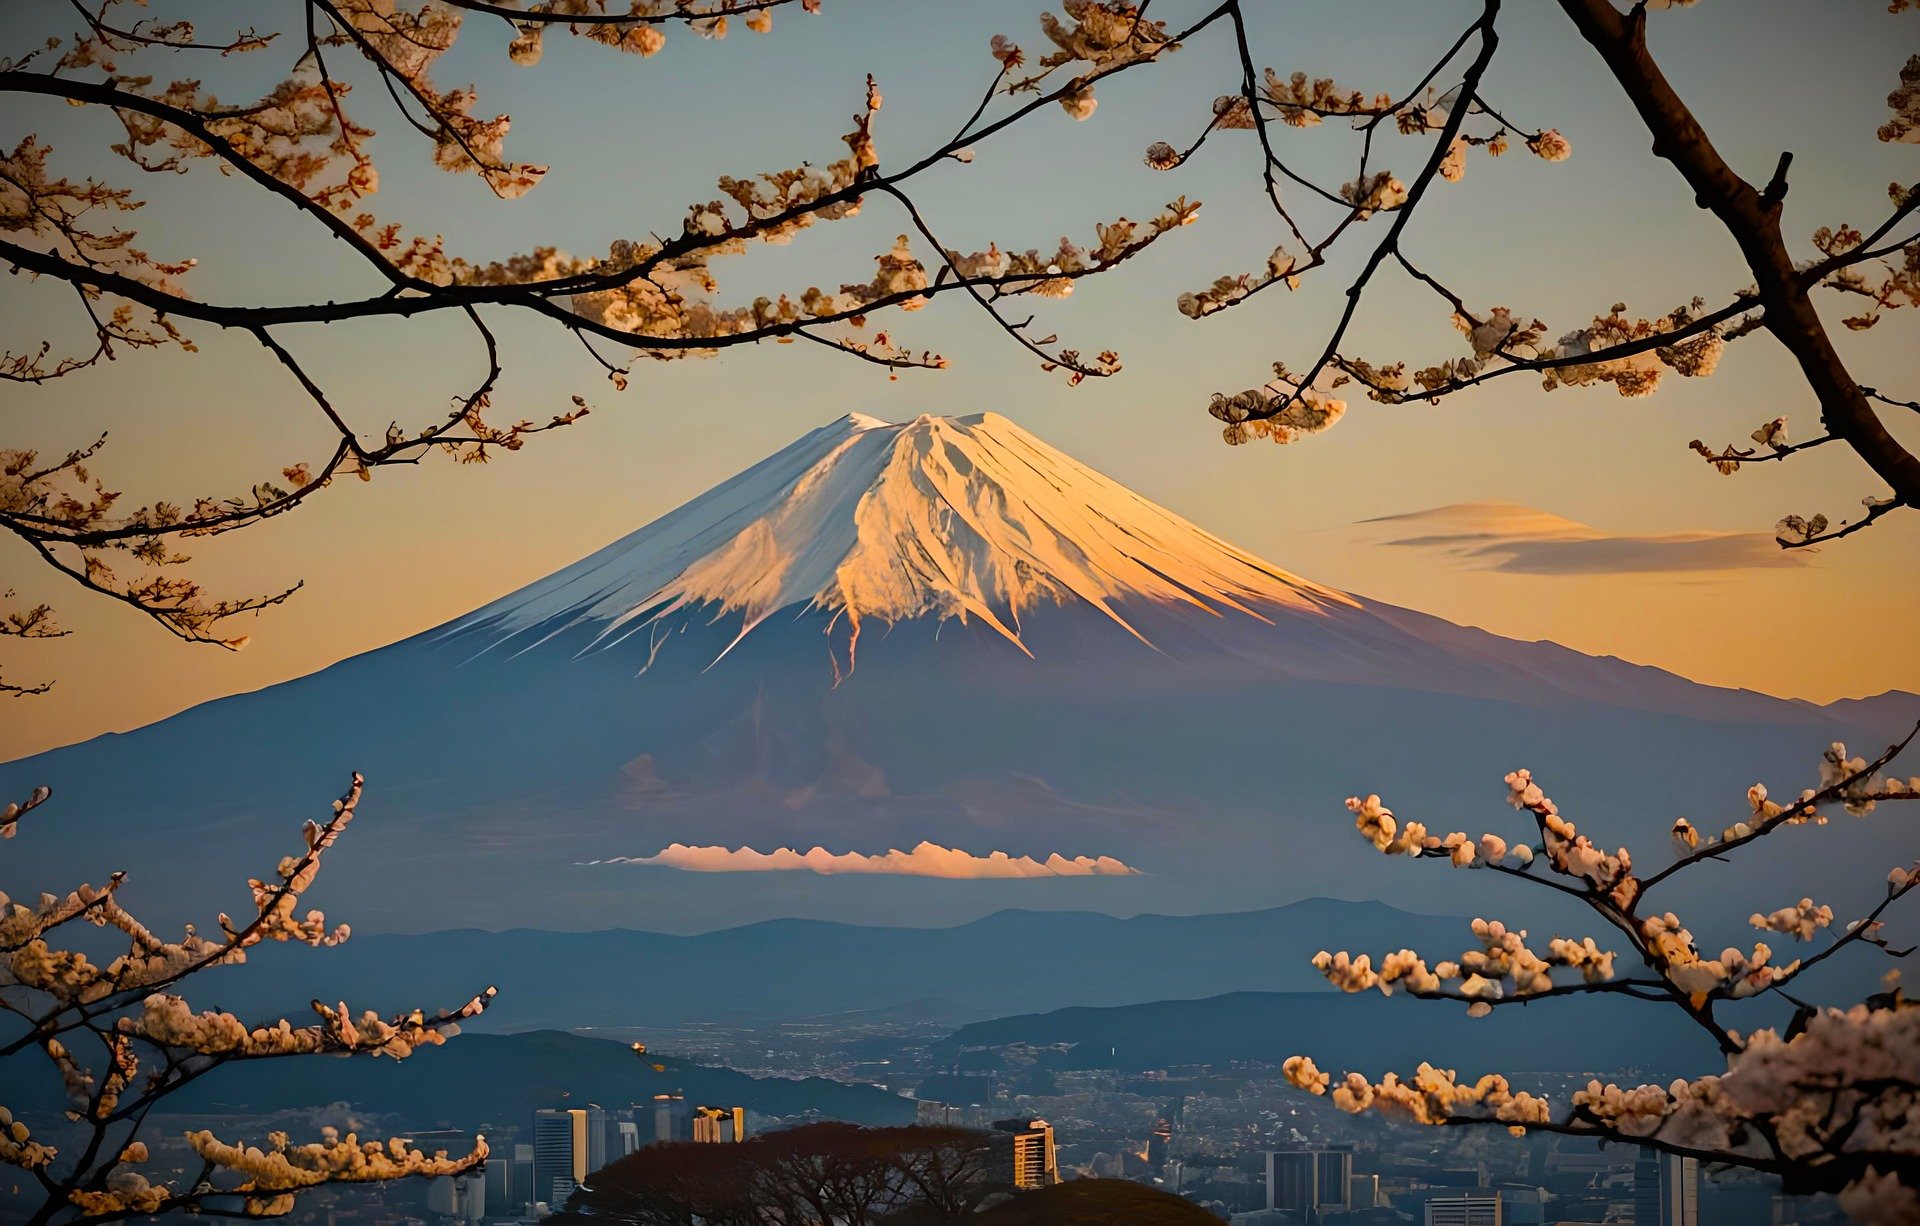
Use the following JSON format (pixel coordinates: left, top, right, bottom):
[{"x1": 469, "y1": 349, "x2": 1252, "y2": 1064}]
[{"x1": 447, "y1": 412, "x2": 1356, "y2": 667}]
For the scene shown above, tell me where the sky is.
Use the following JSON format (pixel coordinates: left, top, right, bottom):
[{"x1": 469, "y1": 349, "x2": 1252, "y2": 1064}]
[{"x1": 3, "y1": 0, "x2": 1918, "y2": 762}]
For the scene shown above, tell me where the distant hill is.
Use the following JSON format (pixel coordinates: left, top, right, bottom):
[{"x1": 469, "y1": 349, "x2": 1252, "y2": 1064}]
[
  {"x1": 937, "y1": 990, "x2": 1726, "y2": 1080},
  {"x1": 1802, "y1": 690, "x2": 1920, "y2": 742},
  {"x1": 12, "y1": 1030, "x2": 910, "y2": 1131},
  {"x1": 193, "y1": 897, "x2": 1472, "y2": 1030}
]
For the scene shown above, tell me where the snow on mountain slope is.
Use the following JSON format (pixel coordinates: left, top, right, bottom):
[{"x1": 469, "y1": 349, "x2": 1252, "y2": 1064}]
[{"x1": 448, "y1": 412, "x2": 1355, "y2": 664}]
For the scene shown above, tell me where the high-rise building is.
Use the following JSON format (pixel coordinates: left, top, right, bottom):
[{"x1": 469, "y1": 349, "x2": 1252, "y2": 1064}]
[
  {"x1": 426, "y1": 1171, "x2": 485, "y2": 1223},
  {"x1": 1634, "y1": 1149, "x2": 1699, "y2": 1226},
  {"x1": 615, "y1": 1119, "x2": 641, "y2": 1158},
  {"x1": 511, "y1": 1144, "x2": 535, "y2": 1214},
  {"x1": 584, "y1": 1105, "x2": 608, "y2": 1176},
  {"x1": 532, "y1": 1108, "x2": 593, "y2": 1206},
  {"x1": 483, "y1": 1152, "x2": 514, "y2": 1216},
  {"x1": 916, "y1": 1100, "x2": 959, "y2": 1126},
  {"x1": 990, "y1": 1118, "x2": 1058, "y2": 1189},
  {"x1": 1425, "y1": 1194, "x2": 1502, "y2": 1226},
  {"x1": 1317, "y1": 1149, "x2": 1354, "y2": 1212},
  {"x1": 1266, "y1": 1150, "x2": 1311, "y2": 1215},
  {"x1": 1265, "y1": 1148, "x2": 1354, "y2": 1220},
  {"x1": 651, "y1": 1093, "x2": 691, "y2": 1142}
]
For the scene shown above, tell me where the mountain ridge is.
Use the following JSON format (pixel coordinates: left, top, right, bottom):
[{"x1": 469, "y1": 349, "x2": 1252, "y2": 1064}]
[
  {"x1": 937, "y1": 989, "x2": 1725, "y2": 1080},
  {"x1": 192, "y1": 897, "x2": 1474, "y2": 1029},
  {"x1": 6, "y1": 1029, "x2": 911, "y2": 1131}
]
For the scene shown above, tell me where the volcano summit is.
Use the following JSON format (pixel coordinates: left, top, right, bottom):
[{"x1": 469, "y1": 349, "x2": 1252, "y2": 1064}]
[
  {"x1": 447, "y1": 411, "x2": 1355, "y2": 667},
  {"x1": 1, "y1": 414, "x2": 1898, "y2": 932}
]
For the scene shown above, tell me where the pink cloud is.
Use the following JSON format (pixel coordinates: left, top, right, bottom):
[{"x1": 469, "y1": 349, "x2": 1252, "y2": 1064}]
[{"x1": 588, "y1": 841, "x2": 1139, "y2": 878}]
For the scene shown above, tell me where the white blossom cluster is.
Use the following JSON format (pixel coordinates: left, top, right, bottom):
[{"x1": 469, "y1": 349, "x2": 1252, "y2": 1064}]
[
  {"x1": 1312, "y1": 918, "x2": 1617, "y2": 1018},
  {"x1": 1209, "y1": 362, "x2": 1347, "y2": 446},
  {"x1": 949, "y1": 199, "x2": 1201, "y2": 302},
  {"x1": 62, "y1": 1142, "x2": 169, "y2": 1218},
  {"x1": 0, "y1": 785, "x2": 51, "y2": 838},
  {"x1": 1752, "y1": 898, "x2": 1834, "y2": 942},
  {"x1": 186, "y1": 1127, "x2": 488, "y2": 1217},
  {"x1": 993, "y1": 1, "x2": 1176, "y2": 123},
  {"x1": 1880, "y1": 53, "x2": 1920, "y2": 144},
  {"x1": 1642, "y1": 911, "x2": 1799, "y2": 1001},
  {"x1": 1177, "y1": 247, "x2": 1300, "y2": 319},
  {"x1": 1503, "y1": 767, "x2": 1640, "y2": 908},
  {"x1": 1260, "y1": 69, "x2": 1395, "y2": 128},
  {"x1": 1339, "y1": 171, "x2": 1408, "y2": 217},
  {"x1": 503, "y1": 0, "x2": 800, "y2": 67},
  {"x1": 0, "y1": 1106, "x2": 53, "y2": 1171},
  {"x1": 1283, "y1": 1056, "x2": 1553, "y2": 1133},
  {"x1": 1332, "y1": 298, "x2": 1735, "y2": 414},
  {"x1": 121, "y1": 986, "x2": 495, "y2": 1061},
  {"x1": 1568, "y1": 983, "x2": 1919, "y2": 1183},
  {"x1": 332, "y1": 0, "x2": 545, "y2": 199}
]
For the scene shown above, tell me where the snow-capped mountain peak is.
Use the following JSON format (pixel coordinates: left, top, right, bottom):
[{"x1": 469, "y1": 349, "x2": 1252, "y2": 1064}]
[{"x1": 451, "y1": 412, "x2": 1355, "y2": 660}]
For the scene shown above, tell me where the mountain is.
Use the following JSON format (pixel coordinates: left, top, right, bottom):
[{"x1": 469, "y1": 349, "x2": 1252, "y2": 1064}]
[
  {"x1": 1, "y1": 413, "x2": 1904, "y2": 935},
  {"x1": 7, "y1": 1029, "x2": 911, "y2": 1131},
  {"x1": 1801, "y1": 689, "x2": 1920, "y2": 742},
  {"x1": 187, "y1": 898, "x2": 1470, "y2": 1030},
  {"x1": 936, "y1": 989, "x2": 1726, "y2": 1081}
]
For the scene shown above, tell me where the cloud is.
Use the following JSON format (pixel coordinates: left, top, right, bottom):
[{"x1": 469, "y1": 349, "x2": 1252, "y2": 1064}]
[
  {"x1": 1358, "y1": 501, "x2": 1807, "y2": 575},
  {"x1": 587, "y1": 841, "x2": 1139, "y2": 878}
]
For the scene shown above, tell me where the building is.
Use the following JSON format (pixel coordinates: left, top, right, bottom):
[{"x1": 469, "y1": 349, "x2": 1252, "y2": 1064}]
[
  {"x1": 511, "y1": 1143, "x2": 534, "y2": 1214},
  {"x1": 483, "y1": 1150, "x2": 515, "y2": 1216},
  {"x1": 692, "y1": 1106, "x2": 746, "y2": 1143},
  {"x1": 1425, "y1": 1194, "x2": 1502, "y2": 1226},
  {"x1": 615, "y1": 1119, "x2": 641, "y2": 1158},
  {"x1": 532, "y1": 1108, "x2": 594, "y2": 1206},
  {"x1": 1495, "y1": 1185, "x2": 1549, "y2": 1225},
  {"x1": 1265, "y1": 1148, "x2": 1354, "y2": 1220},
  {"x1": 990, "y1": 1118, "x2": 1058, "y2": 1189},
  {"x1": 425, "y1": 1171, "x2": 484, "y2": 1223},
  {"x1": 916, "y1": 1100, "x2": 960, "y2": 1126},
  {"x1": 1350, "y1": 1172, "x2": 1381, "y2": 1209},
  {"x1": 584, "y1": 1105, "x2": 608, "y2": 1174},
  {"x1": 1634, "y1": 1149, "x2": 1699, "y2": 1226},
  {"x1": 651, "y1": 1093, "x2": 691, "y2": 1143}
]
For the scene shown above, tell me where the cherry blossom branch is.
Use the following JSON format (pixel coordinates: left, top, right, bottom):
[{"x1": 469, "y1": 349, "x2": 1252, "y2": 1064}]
[
  {"x1": 1776, "y1": 497, "x2": 1903, "y2": 549},
  {"x1": 1295, "y1": 728, "x2": 1920, "y2": 1209},
  {"x1": 2, "y1": 772, "x2": 497, "y2": 1223},
  {"x1": 1639, "y1": 723, "x2": 1919, "y2": 892},
  {"x1": 1557, "y1": 0, "x2": 1920, "y2": 507}
]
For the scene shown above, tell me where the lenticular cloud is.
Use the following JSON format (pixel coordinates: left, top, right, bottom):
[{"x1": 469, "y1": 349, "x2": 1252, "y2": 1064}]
[{"x1": 591, "y1": 841, "x2": 1138, "y2": 878}]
